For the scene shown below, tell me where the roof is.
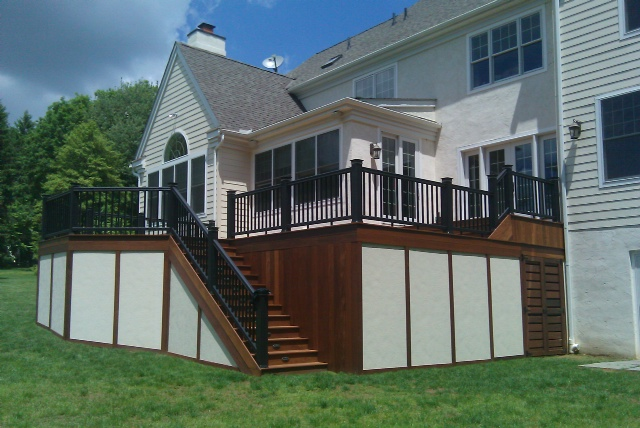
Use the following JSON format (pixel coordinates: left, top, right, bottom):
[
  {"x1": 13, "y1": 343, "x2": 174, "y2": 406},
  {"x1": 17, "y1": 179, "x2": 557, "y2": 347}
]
[
  {"x1": 287, "y1": 0, "x2": 496, "y2": 90},
  {"x1": 178, "y1": 43, "x2": 305, "y2": 132}
]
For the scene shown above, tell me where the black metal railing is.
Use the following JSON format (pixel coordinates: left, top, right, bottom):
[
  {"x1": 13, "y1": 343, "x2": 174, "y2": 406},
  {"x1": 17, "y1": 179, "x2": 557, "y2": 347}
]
[
  {"x1": 228, "y1": 160, "x2": 559, "y2": 238},
  {"x1": 41, "y1": 184, "x2": 270, "y2": 368}
]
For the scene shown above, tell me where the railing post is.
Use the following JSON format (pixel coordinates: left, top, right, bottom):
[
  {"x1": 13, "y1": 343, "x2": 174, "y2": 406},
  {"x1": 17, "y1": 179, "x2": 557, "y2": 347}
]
[
  {"x1": 350, "y1": 159, "x2": 363, "y2": 223},
  {"x1": 488, "y1": 174, "x2": 498, "y2": 230},
  {"x1": 441, "y1": 177, "x2": 453, "y2": 233},
  {"x1": 254, "y1": 287, "x2": 270, "y2": 368},
  {"x1": 69, "y1": 185, "x2": 80, "y2": 234},
  {"x1": 167, "y1": 182, "x2": 178, "y2": 232},
  {"x1": 41, "y1": 194, "x2": 49, "y2": 238},
  {"x1": 280, "y1": 176, "x2": 291, "y2": 232},
  {"x1": 551, "y1": 177, "x2": 561, "y2": 222},
  {"x1": 502, "y1": 165, "x2": 514, "y2": 214},
  {"x1": 207, "y1": 220, "x2": 219, "y2": 294},
  {"x1": 227, "y1": 190, "x2": 236, "y2": 240}
]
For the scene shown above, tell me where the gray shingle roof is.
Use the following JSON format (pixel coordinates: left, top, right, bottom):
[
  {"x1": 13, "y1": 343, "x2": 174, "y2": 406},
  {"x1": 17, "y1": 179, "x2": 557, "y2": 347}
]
[
  {"x1": 178, "y1": 43, "x2": 305, "y2": 132},
  {"x1": 287, "y1": 0, "x2": 496, "y2": 89}
]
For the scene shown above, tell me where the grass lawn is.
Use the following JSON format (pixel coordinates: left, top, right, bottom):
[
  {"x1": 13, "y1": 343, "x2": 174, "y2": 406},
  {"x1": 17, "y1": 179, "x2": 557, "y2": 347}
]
[{"x1": 1, "y1": 268, "x2": 640, "y2": 427}]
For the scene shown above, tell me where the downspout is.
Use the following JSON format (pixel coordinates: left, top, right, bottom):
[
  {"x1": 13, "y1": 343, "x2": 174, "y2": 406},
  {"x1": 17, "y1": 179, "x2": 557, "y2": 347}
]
[{"x1": 552, "y1": 0, "x2": 577, "y2": 352}]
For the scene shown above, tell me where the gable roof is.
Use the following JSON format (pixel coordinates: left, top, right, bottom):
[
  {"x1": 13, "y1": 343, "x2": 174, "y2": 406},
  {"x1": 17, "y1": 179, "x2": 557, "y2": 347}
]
[
  {"x1": 178, "y1": 43, "x2": 305, "y2": 132},
  {"x1": 287, "y1": 0, "x2": 497, "y2": 90}
]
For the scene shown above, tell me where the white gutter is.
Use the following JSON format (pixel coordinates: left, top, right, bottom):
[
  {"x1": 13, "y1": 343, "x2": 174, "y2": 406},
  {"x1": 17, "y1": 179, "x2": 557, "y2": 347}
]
[{"x1": 552, "y1": 0, "x2": 576, "y2": 351}]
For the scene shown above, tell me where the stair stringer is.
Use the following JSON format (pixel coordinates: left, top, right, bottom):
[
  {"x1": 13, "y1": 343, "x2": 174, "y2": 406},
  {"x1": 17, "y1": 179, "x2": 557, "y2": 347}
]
[{"x1": 167, "y1": 237, "x2": 262, "y2": 376}]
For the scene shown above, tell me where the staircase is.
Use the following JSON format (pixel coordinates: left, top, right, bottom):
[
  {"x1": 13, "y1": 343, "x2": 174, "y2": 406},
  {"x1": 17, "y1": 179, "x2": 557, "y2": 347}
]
[{"x1": 218, "y1": 240, "x2": 328, "y2": 374}]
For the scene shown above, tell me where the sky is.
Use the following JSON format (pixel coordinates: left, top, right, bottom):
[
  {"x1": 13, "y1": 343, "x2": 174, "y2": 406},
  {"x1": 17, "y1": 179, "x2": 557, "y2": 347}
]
[{"x1": 0, "y1": 0, "x2": 414, "y2": 123}]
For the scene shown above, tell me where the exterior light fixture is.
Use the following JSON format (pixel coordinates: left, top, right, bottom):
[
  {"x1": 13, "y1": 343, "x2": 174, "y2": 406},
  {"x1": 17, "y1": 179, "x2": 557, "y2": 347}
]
[
  {"x1": 370, "y1": 143, "x2": 382, "y2": 159},
  {"x1": 569, "y1": 119, "x2": 582, "y2": 140}
]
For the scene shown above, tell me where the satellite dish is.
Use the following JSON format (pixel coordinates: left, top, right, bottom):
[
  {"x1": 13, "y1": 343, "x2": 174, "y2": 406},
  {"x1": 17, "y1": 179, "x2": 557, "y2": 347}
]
[{"x1": 262, "y1": 54, "x2": 284, "y2": 73}]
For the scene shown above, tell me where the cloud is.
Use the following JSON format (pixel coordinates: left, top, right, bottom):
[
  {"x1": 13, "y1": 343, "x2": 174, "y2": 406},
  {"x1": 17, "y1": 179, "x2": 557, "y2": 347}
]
[
  {"x1": 0, "y1": 0, "x2": 192, "y2": 121},
  {"x1": 247, "y1": 0, "x2": 278, "y2": 8}
]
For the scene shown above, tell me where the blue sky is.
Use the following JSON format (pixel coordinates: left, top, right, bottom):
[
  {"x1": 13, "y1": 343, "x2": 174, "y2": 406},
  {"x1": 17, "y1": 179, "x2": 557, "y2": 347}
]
[{"x1": 0, "y1": 0, "x2": 413, "y2": 122}]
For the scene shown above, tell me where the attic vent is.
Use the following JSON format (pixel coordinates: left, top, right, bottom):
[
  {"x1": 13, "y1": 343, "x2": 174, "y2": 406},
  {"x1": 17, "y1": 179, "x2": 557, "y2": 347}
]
[{"x1": 321, "y1": 54, "x2": 343, "y2": 69}]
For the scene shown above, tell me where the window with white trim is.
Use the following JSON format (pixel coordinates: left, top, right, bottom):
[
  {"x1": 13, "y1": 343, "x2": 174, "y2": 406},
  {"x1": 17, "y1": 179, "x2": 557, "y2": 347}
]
[
  {"x1": 597, "y1": 88, "x2": 640, "y2": 183},
  {"x1": 620, "y1": 0, "x2": 640, "y2": 35},
  {"x1": 470, "y1": 11, "x2": 543, "y2": 89},
  {"x1": 354, "y1": 66, "x2": 395, "y2": 98}
]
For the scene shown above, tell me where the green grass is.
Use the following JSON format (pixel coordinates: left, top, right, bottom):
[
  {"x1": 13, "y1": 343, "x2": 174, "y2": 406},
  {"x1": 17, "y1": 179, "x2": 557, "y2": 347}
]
[{"x1": 1, "y1": 268, "x2": 640, "y2": 427}]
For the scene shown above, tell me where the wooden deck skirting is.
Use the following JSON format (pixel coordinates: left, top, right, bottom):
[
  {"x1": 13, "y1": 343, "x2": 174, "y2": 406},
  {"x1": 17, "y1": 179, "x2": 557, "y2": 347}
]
[{"x1": 232, "y1": 220, "x2": 565, "y2": 373}]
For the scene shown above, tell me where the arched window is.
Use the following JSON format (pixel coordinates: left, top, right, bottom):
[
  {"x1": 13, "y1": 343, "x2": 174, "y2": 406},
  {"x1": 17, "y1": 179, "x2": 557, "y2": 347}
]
[{"x1": 164, "y1": 133, "x2": 187, "y2": 162}]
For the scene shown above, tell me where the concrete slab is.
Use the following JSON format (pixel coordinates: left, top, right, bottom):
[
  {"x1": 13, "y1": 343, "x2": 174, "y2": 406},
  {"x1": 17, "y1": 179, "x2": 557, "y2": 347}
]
[{"x1": 580, "y1": 360, "x2": 640, "y2": 371}]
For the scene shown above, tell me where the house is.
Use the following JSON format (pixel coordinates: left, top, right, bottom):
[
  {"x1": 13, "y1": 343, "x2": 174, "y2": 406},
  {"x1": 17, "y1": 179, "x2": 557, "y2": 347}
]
[
  {"x1": 36, "y1": 0, "x2": 571, "y2": 375},
  {"x1": 557, "y1": 0, "x2": 640, "y2": 358}
]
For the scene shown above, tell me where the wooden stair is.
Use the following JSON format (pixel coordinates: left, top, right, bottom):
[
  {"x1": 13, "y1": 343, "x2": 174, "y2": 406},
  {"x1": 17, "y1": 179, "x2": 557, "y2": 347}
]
[{"x1": 219, "y1": 240, "x2": 328, "y2": 374}]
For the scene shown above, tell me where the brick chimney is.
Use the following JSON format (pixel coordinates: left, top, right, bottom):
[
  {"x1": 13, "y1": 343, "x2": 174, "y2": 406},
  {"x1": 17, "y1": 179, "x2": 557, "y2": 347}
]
[{"x1": 187, "y1": 23, "x2": 226, "y2": 56}]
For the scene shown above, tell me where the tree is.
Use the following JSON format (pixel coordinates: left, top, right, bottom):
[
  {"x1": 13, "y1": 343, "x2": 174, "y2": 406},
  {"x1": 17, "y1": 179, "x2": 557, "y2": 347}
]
[{"x1": 44, "y1": 121, "x2": 124, "y2": 194}]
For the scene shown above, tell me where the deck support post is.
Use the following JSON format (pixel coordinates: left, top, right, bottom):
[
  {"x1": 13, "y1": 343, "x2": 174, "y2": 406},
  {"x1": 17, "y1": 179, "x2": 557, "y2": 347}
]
[
  {"x1": 280, "y1": 176, "x2": 291, "y2": 232},
  {"x1": 441, "y1": 177, "x2": 453, "y2": 233},
  {"x1": 207, "y1": 221, "x2": 219, "y2": 294},
  {"x1": 227, "y1": 190, "x2": 236, "y2": 239},
  {"x1": 488, "y1": 174, "x2": 498, "y2": 229},
  {"x1": 254, "y1": 287, "x2": 270, "y2": 368},
  {"x1": 350, "y1": 159, "x2": 363, "y2": 223}
]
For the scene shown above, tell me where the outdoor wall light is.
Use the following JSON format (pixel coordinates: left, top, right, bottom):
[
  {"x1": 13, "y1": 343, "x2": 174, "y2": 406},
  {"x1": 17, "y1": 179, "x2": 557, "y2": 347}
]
[
  {"x1": 370, "y1": 143, "x2": 382, "y2": 159},
  {"x1": 569, "y1": 119, "x2": 582, "y2": 140}
]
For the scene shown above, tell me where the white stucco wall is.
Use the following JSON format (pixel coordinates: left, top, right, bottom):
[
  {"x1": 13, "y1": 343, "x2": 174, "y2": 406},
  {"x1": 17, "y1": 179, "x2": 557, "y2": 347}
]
[
  {"x1": 490, "y1": 257, "x2": 525, "y2": 358},
  {"x1": 117, "y1": 252, "x2": 164, "y2": 350},
  {"x1": 452, "y1": 253, "x2": 492, "y2": 362},
  {"x1": 37, "y1": 254, "x2": 53, "y2": 327},
  {"x1": 69, "y1": 252, "x2": 116, "y2": 344},
  {"x1": 168, "y1": 265, "x2": 199, "y2": 359},
  {"x1": 50, "y1": 253, "x2": 67, "y2": 336},
  {"x1": 569, "y1": 228, "x2": 640, "y2": 358},
  {"x1": 200, "y1": 316, "x2": 236, "y2": 367},
  {"x1": 362, "y1": 245, "x2": 407, "y2": 370},
  {"x1": 409, "y1": 249, "x2": 452, "y2": 366}
]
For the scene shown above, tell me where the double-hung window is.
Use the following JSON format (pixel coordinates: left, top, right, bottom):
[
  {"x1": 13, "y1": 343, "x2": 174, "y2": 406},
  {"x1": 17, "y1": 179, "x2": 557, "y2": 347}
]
[
  {"x1": 620, "y1": 0, "x2": 640, "y2": 36},
  {"x1": 470, "y1": 11, "x2": 543, "y2": 89},
  {"x1": 597, "y1": 88, "x2": 640, "y2": 184},
  {"x1": 354, "y1": 66, "x2": 395, "y2": 98}
]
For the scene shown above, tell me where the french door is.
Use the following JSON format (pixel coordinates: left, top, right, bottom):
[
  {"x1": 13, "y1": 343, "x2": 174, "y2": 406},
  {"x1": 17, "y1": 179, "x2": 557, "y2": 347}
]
[{"x1": 381, "y1": 136, "x2": 416, "y2": 219}]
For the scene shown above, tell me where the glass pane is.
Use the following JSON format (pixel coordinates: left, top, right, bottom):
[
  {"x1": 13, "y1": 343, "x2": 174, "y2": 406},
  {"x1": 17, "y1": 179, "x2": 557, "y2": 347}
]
[
  {"x1": 255, "y1": 151, "x2": 272, "y2": 189},
  {"x1": 402, "y1": 141, "x2": 416, "y2": 177},
  {"x1": 523, "y1": 41, "x2": 543, "y2": 73},
  {"x1": 472, "y1": 59, "x2": 490, "y2": 88},
  {"x1": 162, "y1": 166, "x2": 174, "y2": 187},
  {"x1": 492, "y1": 22, "x2": 517, "y2": 53},
  {"x1": 543, "y1": 138, "x2": 558, "y2": 179},
  {"x1": 175, "y1": 161, "x2": 188, "y2": 201},
  {"x1": 355, "y1": 75, "x2": 374, "y2": 98},
  {"x1": 604, "y1": 134, "x2": 640, "y2": 180},
  {"x1": 317, "y1": 130, "x2": 340, "y2": 174},
  {"x1": 295, "y1": 137, "x2": 316, "y2": 179},
  {"x1": 626, "y1": 0, "x2": 640, "y2": 31},
  {"x1": 381, "y1": 137, "x2": 397, "y2": 216},
  {"x1": 164, "y1": 133, "x2": 187, "y2": 161},
  {"x1": 148, "y1": 171, "x2": 159, "y2": 187},
  {"x1": 493, "y1": 49, "x2": 519, "y2": 81},
  {"x1": 521, "y1": 13, "x2": 541, "y2": 44},
  {"x1": 468, "y1": 155, "x2": 480, "y2": 188},
  {"x1": 401, "y1": 141, "x2": 416, "y2": 219},
  {"x1": 489, "y1": 149, "x2": 505, "y2": 175},
  {"x1": 190, "y1": 156, "x2": 205, "y2": 213},
  {"x1": 273, "y1": 144, "x2": 292, "y2": 184},
  {"x1": 375, "y1": 67, "x2": 395, "y2": 98},
  {"x1": 471, "y1": 33, "x2": 489, "y2": 61},
  {"x1": 147, "y1": 171, "x2": 160, "y2": 222},
  {"x1": 515, "y1": 143, "x2": 532, "y2": 175},
  {"x1": 382, "y1": 137, "x2": 396, "y2": 173}
]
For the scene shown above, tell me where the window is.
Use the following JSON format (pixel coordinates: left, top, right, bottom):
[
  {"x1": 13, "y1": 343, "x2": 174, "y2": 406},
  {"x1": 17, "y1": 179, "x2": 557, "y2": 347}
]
[
  {"x1": 164, "y1": 133, "x2": 187, "y2": 161},
  {"x1": 468, "y1": 154, "x2": 481, "y2": 217},
  {"x1": 489, "y1": 149, "x2": 505, "y2": 175},
  {"x1": 254, "y1": 130, "x2": 340, "y2": 207},
  {"x1": 621, "y1": 0, "x2": 640, "y2": 35},
  {"x1": 515, "y1": 143, "x2": 533, "y2": 175},
  {"x1": 354, "y1": 66, "x2": 395, "y2": 98},
  {"x1": 597, "y1": 88, "x2": 640, "y2": 183},
  {"x1": 381, "y1": 136, "x2": 417, "y2": 218},
  {"x1": 542, "y1": 138, "x2": 558, "y2": 179},
  {"x1": 470, "y1": 11, "x2": 543, "y2": 89}
]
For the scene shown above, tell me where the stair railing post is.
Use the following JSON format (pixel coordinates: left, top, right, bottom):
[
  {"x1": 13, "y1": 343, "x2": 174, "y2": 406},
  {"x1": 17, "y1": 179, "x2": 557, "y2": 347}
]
[
  {"x1": 502, "y1": 165, "x2": 514, "y2": 215},
  {"x1": 207, "y1": 220, "x2": 219, "y2": 294},
  {"x1": 350, "y1": 159, "x2": 363, "y2": 223},
  {"x1": 280, "y1": 176, "x2": 291, "y2": 232},
  {"x1": 69, "y1": 184, "x2": 80, "y2": 234},
  {"x1": 167, "y1": 182, "x2": 178, "y2": 232},
  {"x1": 441, "y1": 177, "x2": 453, "y2": 233},
  {"x1": 550, "y1": 177, "x2": 561, "y2": 222},
  {"x1": 227, "y1": 190, "x2": 236, "y2": 239},
  {"x1": 254, "y1": 287, "x2": 270, "y2": 368},
  {"x1": 488, "y1": 174, "x2": 498, "y2": 230}
]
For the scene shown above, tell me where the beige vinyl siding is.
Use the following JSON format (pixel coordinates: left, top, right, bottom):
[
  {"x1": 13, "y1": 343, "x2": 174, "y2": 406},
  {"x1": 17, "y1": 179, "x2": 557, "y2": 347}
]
[
  {"x1": 560, "y1": 0, "x2": 640, "y2": 231},
  {"x1": 216, "y1": 145, "x2": 251, "y2": 237}
]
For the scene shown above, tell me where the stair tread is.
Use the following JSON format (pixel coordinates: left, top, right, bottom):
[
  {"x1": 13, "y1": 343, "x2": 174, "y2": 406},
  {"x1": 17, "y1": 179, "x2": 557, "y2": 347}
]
[{"x1": 261, "y1": 362, "x2": 328, "y2": 372}]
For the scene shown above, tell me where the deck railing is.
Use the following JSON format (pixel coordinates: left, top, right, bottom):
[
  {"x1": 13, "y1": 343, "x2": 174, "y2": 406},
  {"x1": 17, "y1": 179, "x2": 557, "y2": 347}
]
[
  {"x1": 41, "y1": 184, "x2": 270, "y2": 368},
  {"x1": 228, "y1": 160, "x2": 558, "y2": 238}
]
